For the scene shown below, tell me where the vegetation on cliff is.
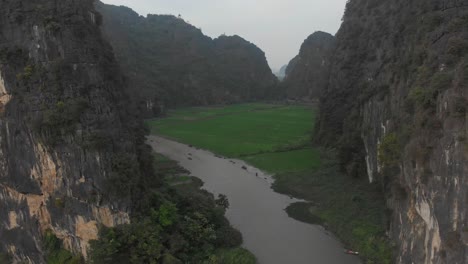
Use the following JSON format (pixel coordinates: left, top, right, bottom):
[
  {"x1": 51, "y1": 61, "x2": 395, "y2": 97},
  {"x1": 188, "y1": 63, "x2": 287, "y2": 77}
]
[
  {"x1": 96, "y1": 2, "x2": 279, "y2": 116},
  {"x1": 89, "y1": 153, "x2": 254, "y2": 264},
  {"x1": 315, "y1": 0, "x2": 468, "y2": 263}
]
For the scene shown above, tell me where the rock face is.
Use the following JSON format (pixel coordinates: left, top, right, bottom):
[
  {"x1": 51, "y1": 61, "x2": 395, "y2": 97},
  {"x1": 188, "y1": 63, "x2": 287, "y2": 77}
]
[
  {"x1": 0, "y1": 0, "x2": 152, "y2": 262},
  {"x1": 282, "y1": 31, "x2": 335, "y2": 100},
  {"x1": 96, "y1": 2, "x2": 278, "y2": 116},
  {"x1": 316, "y1": 0, "x2": 468, "y2": 263}
]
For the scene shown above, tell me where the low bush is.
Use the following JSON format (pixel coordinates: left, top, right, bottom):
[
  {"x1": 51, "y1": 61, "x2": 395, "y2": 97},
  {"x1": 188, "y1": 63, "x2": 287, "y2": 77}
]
[
  {"x1": 447, "y1": 37, "x2": 468, "y2": 56},
  {"x1": 43, "y1": 230, "x2": 83, "y2": 264},
  {"x1": 378, "y1": 133, "x2": 401, "y2": 167},
  {"x1": 0, "y1": 253, "x2": 11, "y2": 264}
]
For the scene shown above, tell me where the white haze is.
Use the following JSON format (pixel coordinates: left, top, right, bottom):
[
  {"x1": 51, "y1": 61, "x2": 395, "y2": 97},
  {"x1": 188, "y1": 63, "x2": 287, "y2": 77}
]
[{"x1": 101, "y1": 0, "x2": 348, "y2": 71}]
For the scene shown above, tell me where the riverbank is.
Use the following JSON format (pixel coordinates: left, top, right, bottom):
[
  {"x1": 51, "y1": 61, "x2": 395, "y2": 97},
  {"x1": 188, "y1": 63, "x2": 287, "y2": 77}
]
[
  {"x1": 273, "y1": 150, "x2": 392, "y2": 263},
  {"x1": 146, "y1": 104, "x2": 392, "y2": 264},
  {"x1": 148, "y1": 135, "x2": 360, "y2": 264}
]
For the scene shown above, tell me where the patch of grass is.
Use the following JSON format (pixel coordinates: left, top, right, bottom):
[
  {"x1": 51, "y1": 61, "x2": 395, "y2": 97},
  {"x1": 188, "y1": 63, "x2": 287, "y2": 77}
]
[
  {"x1": 274, "y1": 156, "x2": 392, "y2": 264},
  {"x1": 285, "y1": 202, "x2": 323, "y2": 225},
  {"x1": 153, "y1": 153, "x2": 189, "y2": 179},
  {"x1": 153, "y1": 152, "x2": 173, "y2": 162},
  {"x1": 166, "y1": 175, "x2": 193, "y2": 185},
  {"x1": 244, "y1": 148, "x2": 320, "y2": 174},
  {"x1": 166, "y1": 103, "x2": 275, "y2": 120},
  {"x1": 43, "y1": 230, "x2": 83, "y2": 264},
  {"x1": 209, "y1": 247, "x2": 257, "y2": 264},
  {"x1": 0, "y1": 253, "x2": 11, "y2": 264},
  {"x1": 378, "y1": 133, "x2": 401, "y2": 167}
]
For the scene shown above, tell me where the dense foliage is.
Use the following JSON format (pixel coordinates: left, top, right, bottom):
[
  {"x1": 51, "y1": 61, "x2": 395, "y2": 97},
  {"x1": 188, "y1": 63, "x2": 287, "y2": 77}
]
[
  {"x1": 89, "y1": 156, "x2": 247, "y2": 264},
  {"x1": 43, "y1": 230, "x2": 83, "y2": 264}
]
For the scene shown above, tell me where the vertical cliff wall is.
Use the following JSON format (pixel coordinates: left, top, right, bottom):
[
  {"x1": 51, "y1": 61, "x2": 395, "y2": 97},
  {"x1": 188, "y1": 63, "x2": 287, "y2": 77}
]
[
  {"x1": 282, "y1": 31, "x2": 336, "y2": 100},
  {"x1": 317, "y1": 0, "x2": 468, "y2": 263},
  {"x1": 0, "y1": 0, "x2": 151, "y2": 262}
]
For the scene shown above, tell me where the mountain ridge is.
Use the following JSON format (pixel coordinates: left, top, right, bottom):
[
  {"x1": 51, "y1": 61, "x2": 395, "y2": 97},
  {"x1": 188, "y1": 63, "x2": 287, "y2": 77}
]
[{"x1": 97, "y1": 2, "x2": 279, "y2": 116}]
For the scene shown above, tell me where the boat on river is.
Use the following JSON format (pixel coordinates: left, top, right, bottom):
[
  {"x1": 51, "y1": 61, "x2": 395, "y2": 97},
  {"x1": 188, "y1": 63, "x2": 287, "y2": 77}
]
[{"x1": 344, "y1": 249, "x2": 359, "y2": 255}]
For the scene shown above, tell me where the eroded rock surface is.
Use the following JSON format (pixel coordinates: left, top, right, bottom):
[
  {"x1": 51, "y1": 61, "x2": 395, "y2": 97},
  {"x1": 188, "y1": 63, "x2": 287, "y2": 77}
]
[
  {"x1": 282, "y1": 31, "x2": 336, "y2": 100},
  {"x1": 317, "y1": 0, "x2": 468, "y2": 263},
  {"x1": 0, "y1": 0, "x2": 149, "y2": 262}
]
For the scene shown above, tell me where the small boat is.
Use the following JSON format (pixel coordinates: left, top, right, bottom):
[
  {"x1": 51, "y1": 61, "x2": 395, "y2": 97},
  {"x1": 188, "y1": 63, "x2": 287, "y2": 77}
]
[{"x1": 344, "y1": 249, "x2": 359, "y2": 255}]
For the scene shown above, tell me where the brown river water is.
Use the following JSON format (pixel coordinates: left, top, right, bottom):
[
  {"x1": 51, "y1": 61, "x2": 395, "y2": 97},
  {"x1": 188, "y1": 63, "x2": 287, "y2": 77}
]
[{"x1": 148, "y1": 135, "x2": 361, "y2": 264}]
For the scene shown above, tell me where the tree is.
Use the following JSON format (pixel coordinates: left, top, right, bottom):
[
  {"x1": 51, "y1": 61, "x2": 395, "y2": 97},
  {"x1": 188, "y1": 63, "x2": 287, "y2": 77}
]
[{"x1": 215, "y1": 194, "x2": 229, "y2": 210}]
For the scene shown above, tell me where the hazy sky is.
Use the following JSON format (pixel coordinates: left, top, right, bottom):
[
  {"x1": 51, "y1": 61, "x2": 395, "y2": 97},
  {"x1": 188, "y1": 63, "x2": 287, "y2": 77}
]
[{"x1": 101, "y1": 0, "x2": 348, "y2": 71}]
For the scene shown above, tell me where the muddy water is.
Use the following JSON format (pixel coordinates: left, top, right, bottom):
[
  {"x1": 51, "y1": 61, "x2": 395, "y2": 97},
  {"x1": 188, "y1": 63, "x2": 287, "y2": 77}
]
[{"x1": 148, "y1": 135, "x2": 361, "y2": 264}]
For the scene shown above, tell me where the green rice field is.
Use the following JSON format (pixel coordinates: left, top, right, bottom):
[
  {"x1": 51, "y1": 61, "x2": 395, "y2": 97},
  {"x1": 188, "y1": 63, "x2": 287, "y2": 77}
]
[{"x1": 147, "y1": 103, "x2": 320, "y2": 173}]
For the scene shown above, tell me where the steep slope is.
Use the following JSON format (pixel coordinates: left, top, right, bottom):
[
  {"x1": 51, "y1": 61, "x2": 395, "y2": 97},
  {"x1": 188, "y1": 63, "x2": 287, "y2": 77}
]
[
  {"x1": 0, "y1": 0, "x2": 154, "y2": 262},
  {"x1": 212, "y1": 35, "x2": 278, "y2": 101},
  {"x1": 317, "y1": 0, "x2": 468, "y2": 263},
  {"x1": 282, "y1": 32, "x2": 335, "y2": 100},
  {"x1": 96, "y1": 2, "x2": 278, "y2": 116}
]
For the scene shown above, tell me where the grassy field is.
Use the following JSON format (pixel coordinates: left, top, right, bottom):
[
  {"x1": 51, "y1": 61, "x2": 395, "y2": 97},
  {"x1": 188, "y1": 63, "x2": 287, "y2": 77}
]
[
  {"x1": 147, "y1": 104, "x2": 392, "y2": 264},
  {"x1": 211, "y1": 248, "x2": 257, "y2": 264},
  {"x1": 148, "y1": 103, "x2": 322, "y2": 176}
]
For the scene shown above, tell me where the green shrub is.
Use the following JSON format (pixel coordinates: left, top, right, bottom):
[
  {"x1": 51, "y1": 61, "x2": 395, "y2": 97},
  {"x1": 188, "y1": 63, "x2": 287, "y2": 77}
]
[
  {"x1": 16, "y1": 65, "x2": 34, "y2": 81},
  {"x1": 153, "y1": 202, "x2": 178, "y2": 228},
  {"x1": 215, "y1": 194, "x2": 229, "y2": 210},
  {"x1": 44, "y1": 16, "x2": 62, "y2": 33},
  {"x1": 447, "y1": 37, "x2": 468, "y2": 56},
  {"x1": 454, "y1": 97, "x2": 466, "y2": 116},
  {"x1": 431, "y1": 72, "x2": 453, "y2": 91},
  {"x1": 82, "y1": 131, "x2": 112, "y2": 149},
  {"x1": 215, "y1": 225, "x2": 242, "y2": 248},
  {"x1": 463, "y1": 63, "x2": 468, "y2": 83},
  {"x1": 89, "y1": 178, "x2": 245, "y2": 264},
  {"x1": 43, "y1": 230, "x2": 83, "y2": 264},
  {"x1": 89, "y1": 223, "x2": 163, "y2": 264},
  {"x1": 109, "y1": 153, "x2": 140, "y2": 197},
  {"x1": 408, "y1": 87, "x2": 434, "y2": 108},
  {"x1": 39, "y1": 97, "x2": 89, "y2": 143},
  {"x1": 407, "y1": 72, "x2": 453, "y2": 111},
  {"x1": 424, "y1": 12, "x2": 444, "y2": 30},
  {"x1": 416, "y1": 65, "x2": 432, "y2": 83},
  {"x1": 378, "y1": 133, "x2": 401, "y2": 167},
  {"x1": 0, "y1": 253, "x2": 11, "y2": 264},
  {"x1": 54, "y1": 198, "x2": 65, "y2": 209},
  {"x1": 447, "y1": 17, "x2": 468, "y2": 32},
  {"x1": 209, "y1": 248, "x2": 256, "y2": 264},
  {"x1": 0, "y1": 48, "x2": 8, "y2": 63}
]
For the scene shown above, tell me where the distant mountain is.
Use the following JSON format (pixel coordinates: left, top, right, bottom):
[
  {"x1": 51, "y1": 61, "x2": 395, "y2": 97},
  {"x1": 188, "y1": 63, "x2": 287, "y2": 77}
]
[
  {"x1": 274, "y1": 64, "x2": 288, "y2": 80},
  {"x1": 282, "y1": 31, "x2": 336, "y2": 100},
  {"x1": 96, "y1": 2, "x2": 278, "y2": 116}
]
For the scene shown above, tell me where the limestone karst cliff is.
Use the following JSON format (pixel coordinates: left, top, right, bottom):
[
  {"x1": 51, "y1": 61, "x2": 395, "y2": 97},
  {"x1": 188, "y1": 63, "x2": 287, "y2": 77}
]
[
  {"x1": 96, "y1": 2, "x2": 278, "y2": 116},
  {"x1": 0, "y1": 0, "x2": 154, "y2": 262},
  {"x1": 282, "y1": 31, "x2": 335, "y2": 100},
  {"x1": 316, "y1": 0, "x2": 468, "y2": 263}
]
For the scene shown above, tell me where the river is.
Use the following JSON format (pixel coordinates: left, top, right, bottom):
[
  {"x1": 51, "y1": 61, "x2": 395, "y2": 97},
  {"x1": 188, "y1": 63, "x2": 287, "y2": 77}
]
[{"x1": 148, "y1": 135, "x2": 361, "y2": 264}]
